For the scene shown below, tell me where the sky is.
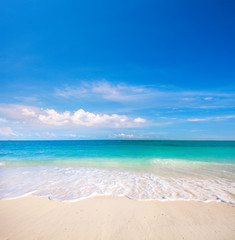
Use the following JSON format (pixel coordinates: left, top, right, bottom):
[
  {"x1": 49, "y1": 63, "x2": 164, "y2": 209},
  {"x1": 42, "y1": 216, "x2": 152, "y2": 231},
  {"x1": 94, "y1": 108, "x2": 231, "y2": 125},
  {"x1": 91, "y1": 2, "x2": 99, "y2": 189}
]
[{"x1": 0, "y1": 0, "x2": 235, "y2": 140}]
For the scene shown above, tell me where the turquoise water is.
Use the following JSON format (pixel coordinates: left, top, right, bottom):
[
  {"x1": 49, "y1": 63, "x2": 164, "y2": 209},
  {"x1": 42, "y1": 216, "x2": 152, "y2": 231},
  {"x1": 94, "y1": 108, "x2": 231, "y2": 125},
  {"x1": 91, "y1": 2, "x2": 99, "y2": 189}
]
[
  {"x1": 0, "y1": 140, "x2": 235, "y2": 166},
  {"x1": 0, "y1": 140, "x2": 234, "y2": 202}
]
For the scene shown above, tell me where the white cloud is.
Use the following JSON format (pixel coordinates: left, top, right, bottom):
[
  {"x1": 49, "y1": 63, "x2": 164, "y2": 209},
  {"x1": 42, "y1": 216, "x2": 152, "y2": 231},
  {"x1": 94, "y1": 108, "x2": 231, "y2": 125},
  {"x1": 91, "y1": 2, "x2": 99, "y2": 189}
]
[
  {"x1": 68, "y1": 134, "x2": 77, "y2": 137},
  {"x1": 204, "y1": 97, "x2": 213, "y2": 100},
  {"x1": 91, "y1": 81, "x2": 148, "y2": 101},
  {"x1": 181, "y1": 98, "x2": 195, "y2": 101},
  {"x1": 187, "y1": 118, "x2": 208, "y2": 122},
  {"x1": 55, "y1": 80, "x2": 153, "y2": 102},
  {"x1": 38, "y1": 109, "x2": 70, "y2": 126},
  {"x1": 22, "y1": 108, "x2": 37, "y2": 117},
  {"x1": 112, "y1": 131, "x2": 168, "y2": 139},
  {"x1": 55, "y1": 80, "x2": 235, "y2": 109},
  {"x1": 45, "y1": 132, "x2": 56, "y2": 137},
  {"x1": 188, "y1": 115, "x2": 235, "y2": 122},
  {"x1": 0, "y1": 118, "x2": 7, "y2": 122},
  {"x1": 113, "y1": 133, "x2": 135, "y2": 138},
  {"x1": 0, "y1": 105, "x2": 146, "y2": 128},
  {"x1": 56, "y1": 86, "x2": 88, "y2": 98},
  {"x1": 134, "y1": 117, "x2": 146, "y2": 123},
  {"x1": 0, "y1": 127, "x2": 17, "y2": 136},
  {"x1": 0, "y1": 104, "x2": 40, "y2": 121},
  {"x1": 70, "y1": 109, "x2": 133, "y2": 127}
]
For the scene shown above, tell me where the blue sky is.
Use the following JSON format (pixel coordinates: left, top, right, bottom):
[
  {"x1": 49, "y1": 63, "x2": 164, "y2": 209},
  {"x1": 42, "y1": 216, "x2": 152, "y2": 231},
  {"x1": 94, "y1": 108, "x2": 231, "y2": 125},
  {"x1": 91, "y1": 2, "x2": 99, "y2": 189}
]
[{"x1": 0, "y1": 0, "x2": 234, "y2": 140}]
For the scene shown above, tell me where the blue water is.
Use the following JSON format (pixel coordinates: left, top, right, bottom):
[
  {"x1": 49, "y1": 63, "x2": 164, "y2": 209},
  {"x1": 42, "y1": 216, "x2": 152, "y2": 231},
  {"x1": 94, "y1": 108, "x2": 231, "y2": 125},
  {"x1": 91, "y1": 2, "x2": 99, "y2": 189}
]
[
  {"x1": 0, "y1": 140, "x2": 234, "y2": 202},
  {"x1": 0, "y1": 140, "x2": 235, "y2": 166}
]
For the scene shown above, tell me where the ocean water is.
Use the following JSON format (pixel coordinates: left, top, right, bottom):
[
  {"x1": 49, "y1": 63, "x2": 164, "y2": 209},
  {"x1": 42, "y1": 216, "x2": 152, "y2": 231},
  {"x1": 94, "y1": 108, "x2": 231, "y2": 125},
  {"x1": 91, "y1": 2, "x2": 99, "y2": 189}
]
[{"x1": 0, "y1": 140, "x2": 234, "y2": 203}]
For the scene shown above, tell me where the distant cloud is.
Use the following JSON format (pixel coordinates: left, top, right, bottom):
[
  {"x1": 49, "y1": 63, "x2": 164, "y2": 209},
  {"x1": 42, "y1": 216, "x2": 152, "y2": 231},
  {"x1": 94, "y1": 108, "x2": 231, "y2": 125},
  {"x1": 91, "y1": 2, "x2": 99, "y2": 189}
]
[
  {"x1": 188, "y1": 115, "x2": 235, "y2": 122},
  {"x1": 55, "y1": 80, "x2": 152, "y2": 102},
  {"x1": 22, "y1": 108, "x2": 37, "y2": 117},
  {"x1": 187, "y1": 118, "x2": 208, "y2": 122},
  {"x1": 113, "y1": 133, "x2": 135, "y2": 138},
  {"x1": 55, "y1": 80, "x2": 235, "y2": 109},
  {"x1": 45, "y1": 132, "x2": 56, "y2": 137},
  {"x1": 0, "y1": 127, "x2": 17, "y2": 136},
  {"x1": 0, "y1": 104, "x2": 147, "y2": 128},
  {"x1": 67, "y1": 134, "x2": 77, "y2": 137},
  {"x1": 133, "y1": 117, "x2": 146, "y2": 123},
  {"x1": 0, "y1": 118, "x2": 7, "y2": 123},
  {"x1": 112, "y1": 131, "x2": 168, "y2": 139},
  {"x1": 181, "y1": 98, "x2": 195, "y2": 101},
  {"x1": 204, "y1": 97, "x2": 213, "y2": 100}
]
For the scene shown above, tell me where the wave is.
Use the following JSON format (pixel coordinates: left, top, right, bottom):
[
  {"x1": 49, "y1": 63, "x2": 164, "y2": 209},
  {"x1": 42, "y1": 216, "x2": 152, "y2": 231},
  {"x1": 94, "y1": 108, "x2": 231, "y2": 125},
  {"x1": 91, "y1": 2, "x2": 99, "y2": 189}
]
[{"x1": 0, "y1": 166, "x2": 234, "y2": 203}]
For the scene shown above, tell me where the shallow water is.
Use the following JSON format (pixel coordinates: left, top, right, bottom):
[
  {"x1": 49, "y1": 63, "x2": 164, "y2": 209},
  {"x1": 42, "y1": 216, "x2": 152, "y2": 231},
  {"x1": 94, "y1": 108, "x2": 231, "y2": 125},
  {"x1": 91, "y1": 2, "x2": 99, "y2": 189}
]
[{"x1": 0, "y1": 140, "x2": 234, "y2": 203}]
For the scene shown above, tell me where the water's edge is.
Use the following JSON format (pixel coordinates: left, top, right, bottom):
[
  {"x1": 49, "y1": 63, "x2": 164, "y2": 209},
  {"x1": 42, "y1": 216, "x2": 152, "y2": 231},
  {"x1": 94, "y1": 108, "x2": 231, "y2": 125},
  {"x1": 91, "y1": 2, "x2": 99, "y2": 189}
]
[{"x1": 1, "y1": 165, "x2": 234, "y2": 204}]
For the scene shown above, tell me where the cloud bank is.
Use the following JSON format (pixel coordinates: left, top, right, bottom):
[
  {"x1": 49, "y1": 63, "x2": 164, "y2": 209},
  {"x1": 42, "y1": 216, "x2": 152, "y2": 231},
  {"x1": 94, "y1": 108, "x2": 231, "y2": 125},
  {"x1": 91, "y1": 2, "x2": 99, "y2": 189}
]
[{"x1": 0, "y1": 105, "x2": 146, "y2": 128}]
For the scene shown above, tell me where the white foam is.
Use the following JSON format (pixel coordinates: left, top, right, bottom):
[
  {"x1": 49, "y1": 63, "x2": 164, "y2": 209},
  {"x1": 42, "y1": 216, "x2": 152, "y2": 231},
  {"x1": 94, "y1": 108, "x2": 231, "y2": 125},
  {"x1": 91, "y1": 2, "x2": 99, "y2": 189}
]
[{"x1": 0, "y1": 166, "x2": 234, "y2": 203}]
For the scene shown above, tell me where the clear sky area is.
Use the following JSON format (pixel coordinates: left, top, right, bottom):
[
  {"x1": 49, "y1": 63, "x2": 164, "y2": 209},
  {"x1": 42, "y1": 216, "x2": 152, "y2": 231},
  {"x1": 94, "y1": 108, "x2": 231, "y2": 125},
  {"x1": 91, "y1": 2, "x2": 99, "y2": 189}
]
[{"x1": 0, "y1": 0, "x2": 234, "y2": 140}]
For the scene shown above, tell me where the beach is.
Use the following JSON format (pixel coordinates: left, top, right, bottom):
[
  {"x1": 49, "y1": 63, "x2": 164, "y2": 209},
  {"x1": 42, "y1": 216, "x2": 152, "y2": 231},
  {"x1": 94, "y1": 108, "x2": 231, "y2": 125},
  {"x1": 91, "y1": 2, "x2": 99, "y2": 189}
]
[
  {"x1": 0, "y1": 141, "x2": 235, "y2": 239},
  {"x1": 0, "y1": 196, "x2": 235, "y2": 240}
]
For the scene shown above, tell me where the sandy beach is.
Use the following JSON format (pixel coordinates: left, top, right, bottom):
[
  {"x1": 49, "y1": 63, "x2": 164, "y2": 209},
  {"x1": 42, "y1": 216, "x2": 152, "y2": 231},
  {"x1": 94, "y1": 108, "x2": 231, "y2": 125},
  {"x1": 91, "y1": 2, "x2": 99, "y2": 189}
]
[{"x1": 0, "y1": 196, "x2": 234, "y2": 240}]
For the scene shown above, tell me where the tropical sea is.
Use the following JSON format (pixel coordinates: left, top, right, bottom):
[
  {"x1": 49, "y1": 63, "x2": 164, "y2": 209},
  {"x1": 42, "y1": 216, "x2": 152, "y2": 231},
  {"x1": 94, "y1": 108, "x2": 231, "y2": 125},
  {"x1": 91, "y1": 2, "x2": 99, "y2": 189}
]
[{"x1": 0, "y1": 140, "x2": 234, "y2": 203}]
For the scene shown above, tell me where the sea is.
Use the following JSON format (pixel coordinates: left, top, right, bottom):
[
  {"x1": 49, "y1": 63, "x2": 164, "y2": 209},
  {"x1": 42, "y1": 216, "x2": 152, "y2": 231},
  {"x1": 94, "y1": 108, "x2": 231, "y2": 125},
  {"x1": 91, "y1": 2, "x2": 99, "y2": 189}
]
[{"x1": 0, "y1": 140, "x2": 234, "y2": 203}]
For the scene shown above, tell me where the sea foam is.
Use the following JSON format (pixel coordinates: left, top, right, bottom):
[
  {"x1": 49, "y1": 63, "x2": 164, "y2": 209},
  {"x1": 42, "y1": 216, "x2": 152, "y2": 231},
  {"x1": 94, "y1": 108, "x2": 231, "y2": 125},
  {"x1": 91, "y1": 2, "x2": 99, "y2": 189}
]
[{"x1": 0, "y1": 166, "x2": 234, "y2": 203}]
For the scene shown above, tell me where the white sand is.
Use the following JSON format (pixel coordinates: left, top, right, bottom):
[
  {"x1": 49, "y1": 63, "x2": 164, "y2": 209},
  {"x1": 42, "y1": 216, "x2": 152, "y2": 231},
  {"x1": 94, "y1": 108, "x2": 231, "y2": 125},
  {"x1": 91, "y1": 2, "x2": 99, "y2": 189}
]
[{"x1": 0, "y1": 196, "x2": 234, "y2": 240}]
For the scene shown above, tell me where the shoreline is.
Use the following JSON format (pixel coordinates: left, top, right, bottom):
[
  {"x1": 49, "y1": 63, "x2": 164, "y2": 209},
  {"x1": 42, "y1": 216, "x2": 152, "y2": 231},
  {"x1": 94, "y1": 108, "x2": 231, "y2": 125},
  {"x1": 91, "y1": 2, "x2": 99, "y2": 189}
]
[
  {"x1": 1, "y1": 165, "x2": 234, "y2": 204},
  {"x1": 1, "y1": 196, "x2": 234, "y2": 240},
  {"x1": 2, "y1": 194, "x2": 234, "y2": 204}
]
